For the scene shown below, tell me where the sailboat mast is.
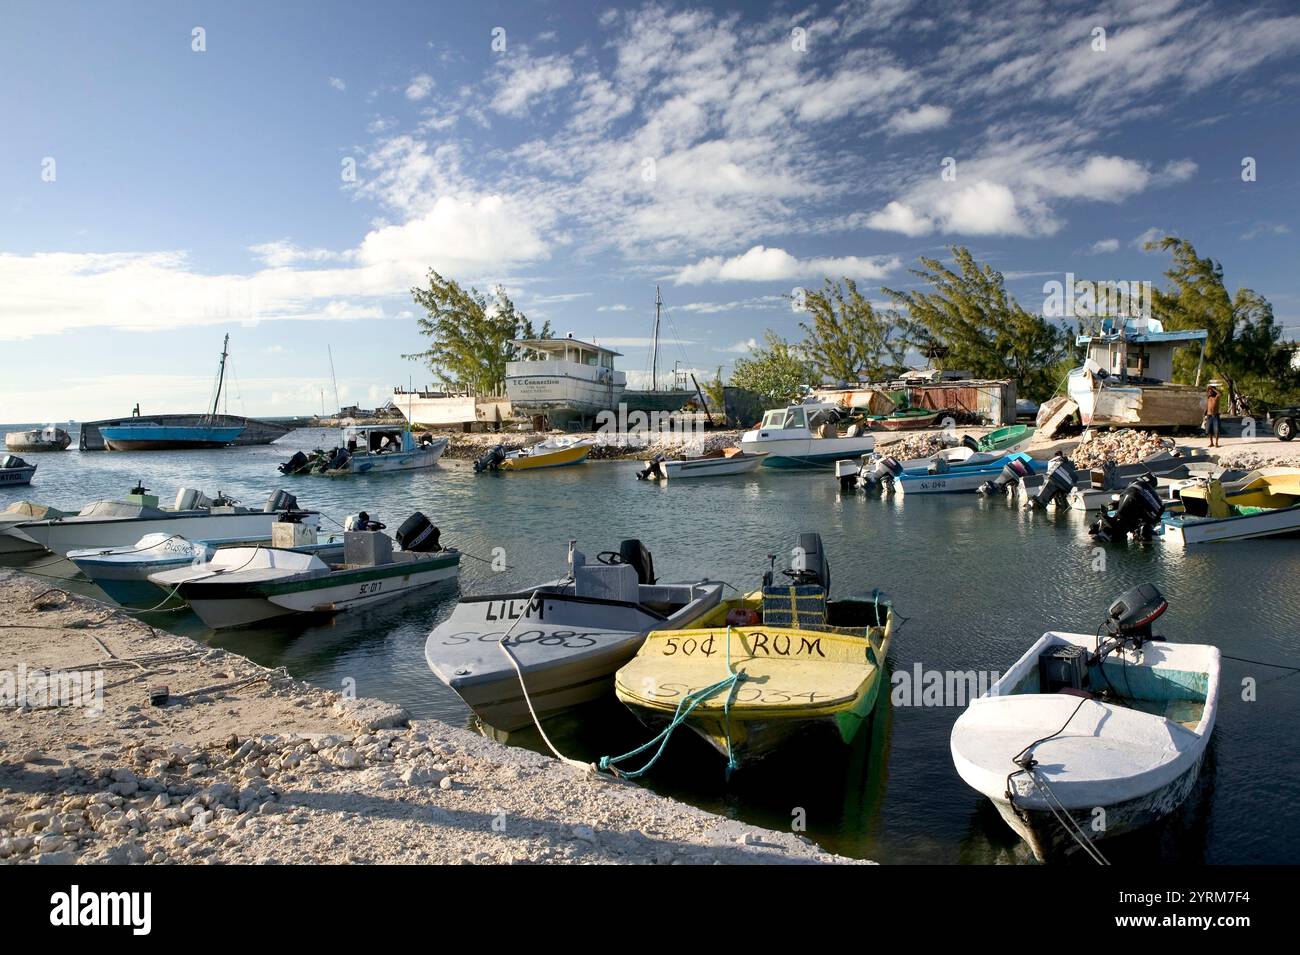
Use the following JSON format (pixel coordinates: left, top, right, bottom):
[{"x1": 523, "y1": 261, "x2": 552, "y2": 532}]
[
  {"x1": 650, "y1": 286, "x2": 661, "y2": 393},
  {"x1": 211, "y1": 334, "x2": 230, "y2": 417},
  {"x1": 327, "y1": 345, "x2": 341, "y2": 416}
]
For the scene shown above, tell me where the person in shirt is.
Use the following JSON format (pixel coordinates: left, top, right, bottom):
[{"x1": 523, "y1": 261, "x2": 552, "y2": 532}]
[{"x1": 1205, "y1": 385, "x2": 1221, "y2": 448}]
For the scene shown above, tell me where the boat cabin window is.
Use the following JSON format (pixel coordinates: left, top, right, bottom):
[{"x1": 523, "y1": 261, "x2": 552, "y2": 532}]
[{"x1": 760, "y1": 408, "x2": 807, "y2": 430}]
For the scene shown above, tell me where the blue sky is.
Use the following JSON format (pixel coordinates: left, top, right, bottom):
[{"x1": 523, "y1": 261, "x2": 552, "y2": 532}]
[{"x1": 2, "y1": 0, "x2": 1299, "y2": 421}]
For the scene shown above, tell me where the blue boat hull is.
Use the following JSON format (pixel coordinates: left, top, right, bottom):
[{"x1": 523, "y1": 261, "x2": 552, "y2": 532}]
[{"x1": 100, "y1": 425, "x2": 246, "y2": 451}]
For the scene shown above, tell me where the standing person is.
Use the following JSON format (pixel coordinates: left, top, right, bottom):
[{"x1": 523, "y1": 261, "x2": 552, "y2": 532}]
[{"x1": 1205, "y1": 385, "x2": 1221, "y2": 448}]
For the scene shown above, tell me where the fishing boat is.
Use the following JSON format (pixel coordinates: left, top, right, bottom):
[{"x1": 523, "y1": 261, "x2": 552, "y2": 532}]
[
  {"x1": 739, "y1": 404, "x2": 875, "y2": 468},
  {"x1": 895, "y1": 452, "x2": 1041, "y2": 495},
  {"x1": 636, "y1": 448, "x2": 766, "y2": 480},
  {"x1": 505, "y1": 336, "x2": 626, "y2": 428},
  {"x1": 474, "y1": 435, "x2": 595, "y2": 472},
  {"x1": 0, "y1": 502, "x2": 69, "y2": 556},
  {"x1": 67, "y1": 519, "x2": 342, "y2": 609},
  {"x1": 424, "y1": 539, "x2": 723, "y2": 733},
  {"x1": 0, "y1": 455, "x2": 36, "y2": 487},
  {"x1": 5, "y1": 425, "x2": 72, "y2": 452},
  {"x1": 950, "y1": 584, "x2": 1219, "y2": 862},
  {"x1": 16, "y1": 485, "x2": 314, "y2": 557},
  {"x1": 1067, "y1": 319, "x2": 1208, "y2": 429},
  {"x1": 837, "y1": 426, "x2": 1038, "y2": 489},
  {"x1": 279, "y1": 427, "x2": 448, "y2": 476},
  {"x1": 1159, "y1": 468, "x2": 1300, "y2": 546},
  {"x1": 1065, "y1": 452, "x2": 1220, "y2": 512},
  {"x1": 866, "y1": 408, "x2": 945, "y2": 431},
  {"x1": 101, "y1": 335, "x2": 247, "y2": 451},
  {"x1": 152, "y1": 513, "x2": 458, "y2": 629},
  {"x1": 612, "y1": 533, "x2": 892, "y2": 770}
]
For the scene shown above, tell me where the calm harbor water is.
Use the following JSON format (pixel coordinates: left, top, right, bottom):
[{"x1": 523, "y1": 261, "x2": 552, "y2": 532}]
[{"x1": 4, "y1": 427, "x2": 1299, "y2": 864}]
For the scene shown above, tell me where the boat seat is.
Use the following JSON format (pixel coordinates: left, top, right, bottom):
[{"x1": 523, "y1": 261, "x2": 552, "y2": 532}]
[
  {"x1": 574, "y1": 563, "x2": 640, "y2": 604},
  {"x1": 761, "y1": 584, "x2": 830, "y2": 632}
]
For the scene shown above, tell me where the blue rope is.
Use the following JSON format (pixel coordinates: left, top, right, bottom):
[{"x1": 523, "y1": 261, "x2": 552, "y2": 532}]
[{"x1": 600, "y1": 626, "x2": 746, "y2": 780}]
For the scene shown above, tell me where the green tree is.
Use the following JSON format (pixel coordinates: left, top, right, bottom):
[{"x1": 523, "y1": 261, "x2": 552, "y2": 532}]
[
  {"x1": 405, "y1": 271, "x2": 551, "y2": 394},
  {"x1": 1147, "y1": 236, "x2": 1298, "y2": 413},
  {"x1": 798, "y1": 278, "x2": 906, "y2": 384},
  {"x1": 884, "y1": 246, "x2": 1065, "y2": 401},
  {"x1": 702, "y1": 366, "x2": 725, "y2": 416},
  {"x1": 730, "y1": 331, "x2": 813, "y2": 404}
]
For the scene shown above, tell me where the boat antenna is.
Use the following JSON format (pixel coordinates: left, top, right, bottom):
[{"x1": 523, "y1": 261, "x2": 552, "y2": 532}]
[{"x1": 211, "y1": 334, "x2": 230, "y2": 419}]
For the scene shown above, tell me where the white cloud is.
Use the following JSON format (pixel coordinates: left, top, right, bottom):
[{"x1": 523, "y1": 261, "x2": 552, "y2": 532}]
[
  {"x1": 1087, "y1": 238, "x2": 1120, "y2": 254},
  {"x1": 248, "y1": 240, "x2": 343, "y2": 268},
  {"x1": 405, "y1": 74, "x2": 434, "y2": 101},
  {"x1": 328, "y1": 77, "x2": 346, "y2": 92},
  {"x1": 491, "y1": 54, "x2": 574, "y2": 116},
  {"x1": 597, "y1": 304, "x2": 630, "y2": 312},
  {"x1": 1135, "y1": 227, "x2": 1169, "y2": 250},
  {"x1": 673, "y1": 246, "x2": 900, "y2": 284},
  {"x1": 724, "y1": 338, "x2": 760, "y2": 353},
  {"x1": 867, "y1": 201, "x2": 934, "y2": 237},
  {"x1": 887, "y1": 104, "x2": 951, "y2": 134}
]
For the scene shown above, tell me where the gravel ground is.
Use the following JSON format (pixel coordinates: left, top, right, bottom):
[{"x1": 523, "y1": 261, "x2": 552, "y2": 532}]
[{"x1": 0, "y1": 573, "x2": 857, "y2": 866}]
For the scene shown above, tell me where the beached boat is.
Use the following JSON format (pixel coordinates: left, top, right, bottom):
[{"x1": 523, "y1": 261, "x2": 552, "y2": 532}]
[
  {"x1": 0, "y1": 455, "x2": 36, "y2": 487},
  {"x1": 424, "y1": 539, "x2": 723, "y2": 733},
  {"x1": 1160, "y1": 468, "x2": 1300, "y2": 546},
  {"x1": 895, "y1": 452, "x2": 1040, "y2": 495},
  {"x1": 279, "y1": 427, "x2": 448, "y2": 476},
  {"x1": 637, "y1": 448, "x2": 766, "y2": 480},
  {"x1": 102, "y1": 335, "x2": 249, "y2": 451},
  {"x1": 16, "y1": 486, "x2": 314, "y2": 557},
  {"x1": 1065, "y1": 453, "x2": 1222, "y2": 512},
  {"x1": 1067, "y1": 319, "x2": 1208, "y2": 429},
  {"x1": 0, "y1": 502, "x2": 69, "y2": 555},
  {"x1": 866, "y1": 408, "x2": 944, "y2": 431},
  {"x1": 951, "y1": 584, "x2": 1219, "y2": 862},
  {"x1": 5, "y1": 426, "x2": 72, "y2": 452},
  {"x1": 740, "y1": 404, "x2": 875, "y2": 468},
  {"x1": 68, "y1": 520, "x2": 343, "y2": 609},
  {"x1": 474, "y1": 435, "x2": 596, "y2": 472},
  {"x1": 613, "y1": 533, "x2": 892, "y2": 769},
  {"x1": 505, "y1": 336, "x2": 626, "y2": 428},
  {"x1": 153, "y1": 514, "x2": 458, "y2": 629}
]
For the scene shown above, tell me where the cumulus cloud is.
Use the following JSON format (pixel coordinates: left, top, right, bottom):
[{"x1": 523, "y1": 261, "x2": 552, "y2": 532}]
[
  {"x1": 405, "y1": 74, "x2": 434, "y2": 101},
  {"x1": 1088, "y1": 238, "x2": 1120, "y2": 254},
  {"x1": 328, "y1": 77, "x2": 346, "y2": 92},
  {"x1": 673, "y1": 246, "x2": 900, "y2": 284}
]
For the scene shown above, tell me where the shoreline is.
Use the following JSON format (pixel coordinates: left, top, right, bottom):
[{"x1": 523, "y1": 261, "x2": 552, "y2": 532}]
[{"x1": 0, "y1": 572, "x2": 859, "y2": 866}]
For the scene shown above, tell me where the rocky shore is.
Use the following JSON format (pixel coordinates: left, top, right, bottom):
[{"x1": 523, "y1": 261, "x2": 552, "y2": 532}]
[{"x1": 0, "y1": 573, "x2": 855, "y2": 866}]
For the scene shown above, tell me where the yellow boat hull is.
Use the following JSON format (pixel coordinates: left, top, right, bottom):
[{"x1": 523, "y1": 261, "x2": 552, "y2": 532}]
[
  {"x1": 500, "y1": 443, "x2": 593, "y2": 470},
  {"x1": 615, "y1": 593, "x2": 892, "y2": 765}
]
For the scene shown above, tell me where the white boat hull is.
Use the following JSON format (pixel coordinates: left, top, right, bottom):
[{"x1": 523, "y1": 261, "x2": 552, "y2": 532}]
[
  {"x1": 656, "y1": 453, "x2": 765, "y2": 479},
  {"x1": 19, "y1": 512, "x2": 301, "y2": 558},
  {"x1": 1161, "y1": 503, "x2": 1300, "y2": 545},
  {"x1": 505, "y1": 359, "x2": 625, "y2": 422},
  {"x1": 329, "y1": 439, "x2": 446, "y2": 475},
  {"x1": 394, "y1": 392, "x2": 511, "y2": 429}
]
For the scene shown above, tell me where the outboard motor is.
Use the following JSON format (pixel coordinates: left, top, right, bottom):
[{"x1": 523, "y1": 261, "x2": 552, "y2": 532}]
[
  {"x1": 1029, "y1": 454, "x2": 1078, "y2": 509},
  {"x1": 279, "y1": 451, "x2": 309, "y2": 476},
  {"x1": 1089, "y1": 476, "x2": 1164, "y2": 542},
  {"x1": 324, "y1": 447, "x2": 351, "y2": 472},
  {"x1": 264, "y1": 489, "x2": 299, "y2": 513},
  {"x1": 978, "y1": 458, "x2": 1032, "y2": 496},
  {"x1": 1106, "y1": 583, "x2": 1168, "y2": 640},
  {"x1": 618, "y1": 539, "x2": 656, "y2": 584},
  {"x1": 638, "y1": 455, "x2": 666, "y2": 481},
  {"x1": 859, "y1": 455, "x2": 903, "y2": 492},
  {"x1": 789, "y1": 532, "x2": 830, "y2": 592},
  {"x1": 396, "y1": 512, "x2": 442, "y2": 552},
  {"x1": 474, "y1": 444, "x2": 507, "y2": 473}
]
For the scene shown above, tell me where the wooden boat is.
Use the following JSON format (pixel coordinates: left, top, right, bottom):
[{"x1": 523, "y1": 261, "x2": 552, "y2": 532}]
[
  {"x1": 637, "y1": 448, "x2": 766, "y2": 480},
  {"x1": 614, "y1": 533, "x2": 892, "y2": 768},
  {"x1": 5, "y1": 426, "x2": 72, "y2": 452},
  {"x1": 103, "y1": 336, "x2": 249, "y2": 451},
  {"x1": 0, "y1": 454, "x2": 36, "y2": 487},
  {"x1": 740, "y1": 404, "x2": 875, "y2": 468},
  {"x1": 16, "y1": 486, "x2": 314, "y2": 557},
  {"x1": 0, "y1": 502, "x2": 69, "y2": 555},
  {"x1": 1160, "y1": 468, "x2": 1300, "y2": 546},
  {"x1": 1067, "y1": 320, "x2": 1208, "y2": 429},
  {"x1": 866, "y1": 408, "x2": 944, "y2": 431},
  {"x1": 153, "y1": 518, "x2": 458, "y2": 629},
  {"x1": 951, "y1": 585, "x2": 1218, "y2": 862},
  {"x1": 425, "y1": 539, "x2": 723, "y2": 733}
]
